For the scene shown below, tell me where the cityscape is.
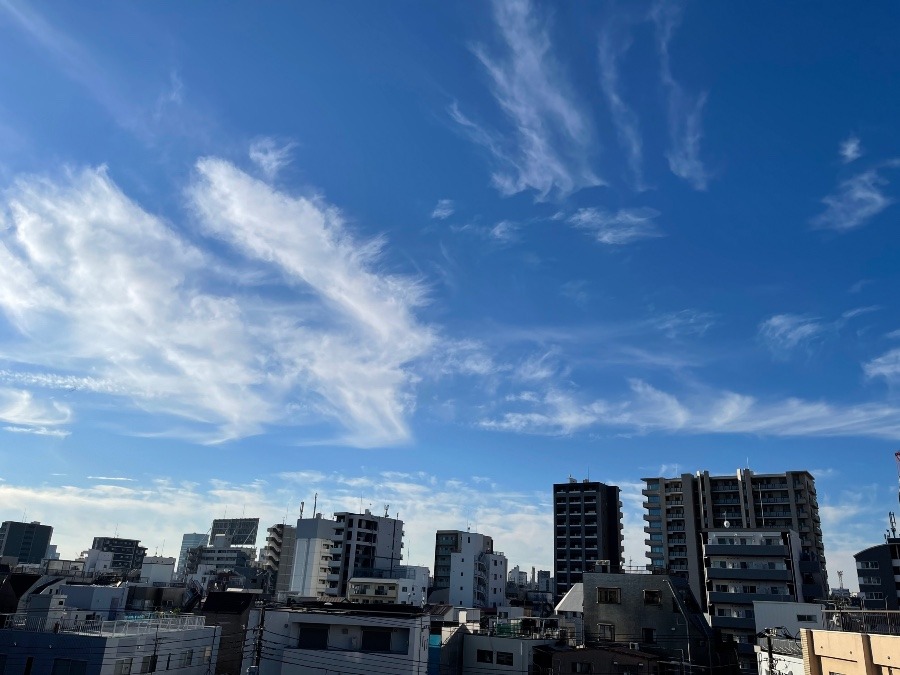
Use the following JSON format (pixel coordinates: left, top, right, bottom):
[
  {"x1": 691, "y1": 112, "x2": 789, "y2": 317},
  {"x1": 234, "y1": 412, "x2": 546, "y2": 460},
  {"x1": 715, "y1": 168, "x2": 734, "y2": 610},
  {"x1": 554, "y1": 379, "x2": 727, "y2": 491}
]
[
  {"x1": 2, "y1": 0, "x2": 900, "y2": 674},
  {"x1": 1, "y1": 461, "x2": 900, "y2": 674}
]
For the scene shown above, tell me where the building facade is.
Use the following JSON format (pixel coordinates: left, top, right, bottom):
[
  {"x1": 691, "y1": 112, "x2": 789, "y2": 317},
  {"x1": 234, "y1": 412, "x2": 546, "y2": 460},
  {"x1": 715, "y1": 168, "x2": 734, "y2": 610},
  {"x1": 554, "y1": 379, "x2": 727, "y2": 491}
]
[
  {"x1": 433, "y1": 530, "x2": 507, "y2": 608},
  {"x1": 210, "y1": 518, "x2": 259, "y2": 547},
  {"x1": 0, "y1": 521, "x2": 53, "y2": 565},
  {"x1": 87, "y1": 536, "x2": 147, "y2": 572},
  {"x1": 642, "y1": 469, "x2": 827, "y2": 605},
  {"x1": 176, "y1": 533, "x2": 208, "y2": 580},
  {"x1": 854, "y1": 537, "x2": 900, "y2": 610},
  {"x1": 263, "y1": 523, "x2": 297, "y2": 594},
  {"x1": 553, "y1": 478, "x2": 624, "y2": 601},
  {"x1": 288, "y1": 515, "x2": 337, "y2": 599},
  {"x1": 328, "y1": 510, "x2": 404, "y2": 597}
]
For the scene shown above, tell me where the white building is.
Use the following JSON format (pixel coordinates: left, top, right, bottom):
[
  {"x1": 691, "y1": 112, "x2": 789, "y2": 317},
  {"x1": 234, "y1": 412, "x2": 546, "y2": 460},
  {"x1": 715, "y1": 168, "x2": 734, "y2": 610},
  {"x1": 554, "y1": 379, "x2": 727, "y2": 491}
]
[
  {"x1": 243, "y1": 605, "x2": 429, "y2": 675},
  {"x1": 140, "y1": 555, "x2": 175, "y2": 584},
  {"x1": 289, "y1": 514, "x2": 337, "y2": 599},
  {"x1": 346, "y1": 565, "x2": 429, "y2": 606},
  {"x1": 433, "y1": 530, "x2": 508, "y2": 608}
]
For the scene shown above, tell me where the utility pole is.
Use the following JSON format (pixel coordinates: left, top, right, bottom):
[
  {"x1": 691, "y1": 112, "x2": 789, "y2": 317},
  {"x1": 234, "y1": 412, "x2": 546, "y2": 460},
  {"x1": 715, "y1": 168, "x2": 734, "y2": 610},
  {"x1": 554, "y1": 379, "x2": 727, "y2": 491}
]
[
  {"x1": 766, "y1": 631, "x2": 774, "y2": 675},
  {"x1": 247, "y1": 604, "x2": 264, "y2": 675}
]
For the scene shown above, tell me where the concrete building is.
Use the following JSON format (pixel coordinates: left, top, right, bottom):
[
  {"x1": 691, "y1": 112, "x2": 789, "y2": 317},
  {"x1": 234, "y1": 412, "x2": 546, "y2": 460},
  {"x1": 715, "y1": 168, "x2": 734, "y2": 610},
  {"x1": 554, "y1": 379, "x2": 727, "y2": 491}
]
[
  {"x1": 264, "y1": 523, "x2": 297, "y2": 594},
  {"x1": 642, "y1": 469, "x2": 827, "y2": 604},
  {"x1": 328, "y1": 509, "x2": 404, "y2": 597},
  {"x1": 139, "y1": 555, "x2": 175, "y2": 585},
  {"x1": 553, "y1": 478, "x2": 624, "y2": 601},
  {"x1": 854, "y1": 536, "x2": 900, "y2": 609},
  {"x1": 243, "y1": 604, "x2": 429, "y2": 675},
  {"x1": 801, "y1": 628, "x2": 900, "y2": 675},
  {"x1": 210, "y1": 517, "x2": 259, "y2": 547},
  {"x1": 87, "y1": 536, "x2": 146, "y2": 572},
  {"x1": 461, "y1": 633, "x2": 556, "y2": 673},
  {"x1": 432, "y1": 530, "x2": 507, "y2": 608},
  {"x1": 0, "y1": 613, "x2": 219, "y2": 675},
  {"x1": 288, "y1": 515, "x2": 337, "y2": 599},
  {"x1": 0, "y1": 521, "x2": 53, "y2": 565},
  {"x1": 176, "y1": 533, "x2": 208, "y2": 580},
  {"x1": 347, "y1": 565, "x2": 429, "y2": 606}
]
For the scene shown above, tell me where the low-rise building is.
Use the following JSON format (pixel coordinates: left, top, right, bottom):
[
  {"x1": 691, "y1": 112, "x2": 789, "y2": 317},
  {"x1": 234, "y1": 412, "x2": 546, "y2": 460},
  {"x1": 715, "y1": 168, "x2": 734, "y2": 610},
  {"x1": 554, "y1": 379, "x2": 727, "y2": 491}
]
[{"x1": 801, "y1": 628, "x2": 900, "y2": 675}]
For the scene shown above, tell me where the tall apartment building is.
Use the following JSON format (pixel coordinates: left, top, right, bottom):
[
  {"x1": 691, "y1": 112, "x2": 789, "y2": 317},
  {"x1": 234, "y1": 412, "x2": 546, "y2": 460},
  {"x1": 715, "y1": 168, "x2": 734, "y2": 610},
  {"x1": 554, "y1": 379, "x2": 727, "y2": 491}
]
[
  {"x1": 176, "y1": 533, "x2": 209, "y2": 580},
  {"x1": 327, "y1": 510, "x2": 404, "y2": 597},
  {"x1": 432, "y1": 530, "x2": 508, "y2": 608},
  {"x1": 0, "y1": 520, "x2": 53, "y2": 565},
  {"x1": 88, "y1": 536, "x2": 147, "y2": 571},
  {"x1": 264, "y1": 523, "x2": 297, "y2": 594},
  {"x1": 290, "y1": 515, "x2": 338, "y2": 599},
  {"x1": 854, "y1": 536, "x2": 900, "y2": 610},
  {"x1": 210, "y1": 518, "x2": 259, "y2": 546},
  {"x1": 553, "y1": 478, "x2": 624, "y2": 600},
  {"x1": 642, "y1": 469, "x2": 827, "y2": 606}
]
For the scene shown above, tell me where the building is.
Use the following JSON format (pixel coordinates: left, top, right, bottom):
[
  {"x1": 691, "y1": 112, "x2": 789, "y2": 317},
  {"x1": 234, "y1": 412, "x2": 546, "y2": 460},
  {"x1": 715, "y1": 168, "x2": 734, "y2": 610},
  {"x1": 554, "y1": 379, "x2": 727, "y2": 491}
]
[
  {"x1": 86, "y1": 536, "x2": 147, "y2": 572},
  {"x1": 854, "y1": 536, "x2": 900, "y2": 609},
  {"x1": 432, "y1": 530, "x2": 507, "y2": 608},
  {"x1": 347, "y1": 566, "x2": 429, "y2": 606},
  {"x1": 264, "y1": 523, "x2": 297, "y2": 594},
  {"x1": 0, "y1": 521, "x2": 53, "y2": 565},
  {"x1": 242, "y1": 603, "x2": 429, "y2": 675},
  {"x1": 801, "y1": 628, "x2": 900, "y2": 675},
  {"x1": 288, "y1": 514, "x2": 337, "y2": 599},
  {"x1": 140, "y1": 555, "x2": 175, "y2": 584},
  {"x1": 201, "y1": 591, "x2": 257, "y2": 675},
  {"x1": 176, "y1": 533, "x2": 208, "y2": 579},
  {"x1": 553, "y1": 478, "x2": 624, "y2": 601},
  {"x1": 328, "y1": 509, "x2": 404, "y2": 597},
  {"x1": 0, "y1": 612, "x2": 220, "y2": 675},
  {"x1": 642, "y1": 469, "x2": 827, "y2": 604},
  {"x1": 210, "y1": 517, "x2": 259, "y2": 547}
]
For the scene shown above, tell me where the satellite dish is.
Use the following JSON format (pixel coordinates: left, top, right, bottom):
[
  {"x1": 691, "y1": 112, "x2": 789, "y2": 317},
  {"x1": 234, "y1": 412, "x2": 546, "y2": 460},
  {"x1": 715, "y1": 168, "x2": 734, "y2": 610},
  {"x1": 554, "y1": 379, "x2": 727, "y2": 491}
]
[{"x1": 724, "y1": 521, "x2": 730, "y2": 529}]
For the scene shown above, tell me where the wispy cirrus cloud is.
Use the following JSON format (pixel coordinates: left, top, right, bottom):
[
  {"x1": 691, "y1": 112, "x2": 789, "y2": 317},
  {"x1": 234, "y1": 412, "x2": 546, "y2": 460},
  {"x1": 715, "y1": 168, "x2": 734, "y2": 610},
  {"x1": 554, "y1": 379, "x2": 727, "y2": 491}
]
[
  {"x1": 0, "y1": 159, "x2": 434, "y2": 446},
  {"x1": 651, "y1": 1, "x2": 709, "y2": 190},
  {"x1": 248, "y1": 137, "x2": 297, "y2": 180},
  {"x1": 431, "y1": 199, "x2": 455, "y2": 220},
  {"x1": 453, "y1": 0, "x2": 601, "y2": 199},
  {"x1": 839, "y1": 135, "x2": 863, "y2": 164},
  {"x1": 652, "y1": 309, "x2": 715, "y2": 339},
  {"x1": 863, "y1": 348, "x2": 900, "y2": 382},
  {"x1": 0, "y1": 388, "x2": 71, "y2": 432},
  {"x1": 811, "y1": 169, "x2": 893, "y2": 231},
  {"x1": 758, "y1": 313, "x2": 824, "y2": 358},
  {"x1": 598, "y1": 23, "x2": 645, "y2": 190},
  {"x1": 569, "y1": 207, "x2": 663, "y2": 245}
]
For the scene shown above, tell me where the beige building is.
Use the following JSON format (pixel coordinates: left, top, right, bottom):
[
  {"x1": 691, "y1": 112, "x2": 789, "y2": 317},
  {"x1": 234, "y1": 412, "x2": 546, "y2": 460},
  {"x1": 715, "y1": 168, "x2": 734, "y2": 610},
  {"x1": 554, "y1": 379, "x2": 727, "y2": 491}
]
[{"x1": 801, "y1": 629, "x2": 900, "y2": 675}]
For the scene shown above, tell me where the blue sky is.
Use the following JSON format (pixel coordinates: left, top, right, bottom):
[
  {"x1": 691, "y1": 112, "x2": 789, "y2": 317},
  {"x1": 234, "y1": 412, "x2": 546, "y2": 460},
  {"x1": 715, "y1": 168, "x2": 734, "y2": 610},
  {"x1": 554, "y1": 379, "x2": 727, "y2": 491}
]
[{"x1": 0, "y1": 0, "x2": 899, "y2": 590}]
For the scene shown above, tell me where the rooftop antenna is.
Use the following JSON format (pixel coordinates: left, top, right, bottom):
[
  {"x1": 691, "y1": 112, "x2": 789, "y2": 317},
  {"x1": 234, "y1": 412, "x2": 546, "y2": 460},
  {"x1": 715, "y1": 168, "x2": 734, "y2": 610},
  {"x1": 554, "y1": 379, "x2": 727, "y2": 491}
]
[
  {"x1": 299, "y1": 501, "x2": 305, "y2": 519},
  {"x1": 312, "y1": 492, "x2": 318, "y2": 517},
  {"x1": 283, "y1": 499, "x2": 290, "y2": 525},
  {"x1": 837, "y1": 570, "x2": 844, "y2": 591},
  {"x1": 384, "y1": 504, "x2": 390, "y2": 518},
  {"x1": 891, "y1": 512, "x2": 897, "y2": 538}
]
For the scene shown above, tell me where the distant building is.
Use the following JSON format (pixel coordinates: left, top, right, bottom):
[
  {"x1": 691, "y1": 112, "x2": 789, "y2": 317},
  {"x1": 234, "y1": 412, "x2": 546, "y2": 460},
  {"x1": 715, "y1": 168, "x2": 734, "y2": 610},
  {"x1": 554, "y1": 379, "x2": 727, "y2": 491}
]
[
  {"x1": 264, "y1": 523, "x2": 297, "y2": 594},
  {"x1": 210, "y1": 518, "x2": 259, "y2": 547},
  {"x1": 347, "y1": 565, "x2": 429, "y2": 606},
  {"x1": 0, "y1": 521, "x2": 53, "y2": 565},
  {"x1": 854, "y1": 536, "x2": 900, "y2": 609},
  {"x1": 87, "y1": 536, "x2": 146, "y2": 572},
  {"x1": 642, "y1": 469, "x2": 828, "y2": 604},
  {"x1": 289, "y1": 515, "x2": 337, "y2": 599},
  {"x1": 328, "y1": 510, "x2": 404, "y2": 597},
  {"x1": 432, "y1": 530, "x2": 507, "y2": 608},
  {"x1": 553, "y1": 478, "x2": 624, "y2": 600},
  {"x1": 176, "y1": 533, "x2": 208, "y2": 579},
  {"x1": 140, "y1": 555, "x2": 175, "y2": 585},
  {"x1": 801, "y1": 628, "x2": 900, "y2": 675}
]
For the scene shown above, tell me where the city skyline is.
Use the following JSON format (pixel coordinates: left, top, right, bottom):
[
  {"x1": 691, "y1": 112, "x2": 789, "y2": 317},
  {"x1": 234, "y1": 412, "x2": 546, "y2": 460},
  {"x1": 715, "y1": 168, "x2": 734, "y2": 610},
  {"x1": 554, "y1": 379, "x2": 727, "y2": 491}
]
[{"x1": 1, "y1": 1, "x2": 899, "y2": 593}]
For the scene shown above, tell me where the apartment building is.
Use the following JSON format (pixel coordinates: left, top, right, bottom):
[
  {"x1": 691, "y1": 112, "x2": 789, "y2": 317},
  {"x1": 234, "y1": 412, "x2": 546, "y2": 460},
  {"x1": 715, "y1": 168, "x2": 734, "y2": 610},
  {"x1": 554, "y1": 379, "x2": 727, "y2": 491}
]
[
  {"x1": 642, "y1": 469, "x2": 827, "y2": 605},
  {"x1": 553, "y1": 478, "x2": 624, "y2": 600},
  {"x1": 854, "y1": 536, "x2": 900, "y2": 609},
  {"x1": 327, "y1": 509, "x2": 404, "y2": 597},
  {"x1": 86, "y1": 536, "x2": 147, "y2": 572},
  {"x1": 176, "y1": 533, "x2": 208, "y2": 580},
  {"x1": 263, "y1": 523, "x2": 297, "y2": 594},
  {"x1": 289, "y1": 514, "x2": 337, "y2": 599},
  {"x1": 0, "y1": 521, "x2": 53, "y2": 565},
  {"x1": 432, "y1": 530, "x2": 508, "y2": 608}
]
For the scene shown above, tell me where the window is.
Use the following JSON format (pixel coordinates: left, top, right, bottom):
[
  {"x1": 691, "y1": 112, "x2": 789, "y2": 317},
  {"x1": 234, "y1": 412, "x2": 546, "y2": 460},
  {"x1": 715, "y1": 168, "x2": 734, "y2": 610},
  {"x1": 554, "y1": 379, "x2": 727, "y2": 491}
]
[
  {"x1": 298, "y1": 623, "x2": 330, "y2": 650},
  {"x1": 571, "y1": 664, "x2": 593, "y2": 673},
  {"x1": 597, "y1": 623, "x2": 615, "y2": 641},
  {"x1": 597, "y1": 587, "x2": 621, "y2": 603},
  {"x1": 742, "y1": 585, "x2": 757, "y2": 594},
  {"x1": 180, "y1": 651, "x2": 192, "y2": 668},
  {"x1": 114, "y1": 659, "x2": 132, "y2": 675},
  {"x1": 361, "y1": 628, "x2": 392, "y2": 652},
  {"x1": 476, "y1": 649, "x2": 494, "y2": 663},
  {"x1": 643, "y1": 589, "x2": 661, "y2": 605},
  {"x1": 496, "y1": 652, "x2": 514, "y2": 666},
  {"x1": 642, "y1": 627, "x2": 656, "y2": 644},
  {"x1": 867, "y1": 592, "x2": 885, "y2": 600},
  {"x1": 714, "y1": 584, "x2": 728, "y2": 593},
  {"x1": 51, "y1": 660, "x2": 87, "y2": 675},
  {"x1": 797, "y1": 614, "x2": 816, "y2": 623},
  {"x1": 860, "y1": 576, "x2": 882, "y2": 586},
  {"x1": 858, "y1": 561, "x2": 879, "y2": 570}
]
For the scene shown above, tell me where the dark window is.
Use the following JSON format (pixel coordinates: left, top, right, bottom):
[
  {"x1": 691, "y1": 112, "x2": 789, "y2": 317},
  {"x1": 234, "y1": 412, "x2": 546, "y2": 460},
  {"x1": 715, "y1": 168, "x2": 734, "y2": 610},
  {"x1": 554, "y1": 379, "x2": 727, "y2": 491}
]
[
  {"x1": 597, "y1": 623, "x2": 615, "y2": 641},
  {"x1": 298, "y1": 623, "x2": 330, "y2": 650},
  {"x1": 643, "y1": 627, "x2": 657, "y2": 644},
  {"x1": 643, "y1": 590, "x2": 661, "y2": 605},
  {"x1": 51, "y1": 660, "x2": 88, "y2": 675},
  {"x1": 496, "y1": 652, "x2": 514, "y2": 666},
  {"x1": 597, "y1": 587, "x2": 620, "y2": 603},
  {"x1": 476, "y1": 649, "x2": 493, "y2": 663},
  {"x1": 571, "y1": 664, "x2": 593, "y2": 674},
  {"x1": 361, "y1": 629, "x2": 392, "y2": 652}
]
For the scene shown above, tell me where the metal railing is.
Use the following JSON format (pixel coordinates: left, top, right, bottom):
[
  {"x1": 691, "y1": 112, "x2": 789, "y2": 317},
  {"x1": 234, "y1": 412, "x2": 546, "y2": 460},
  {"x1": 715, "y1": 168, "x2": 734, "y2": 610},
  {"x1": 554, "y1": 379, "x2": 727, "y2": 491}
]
[
  {"x1": 823, "y1": 609, "x2": 900, "y2": 635},
  {"x1": 1, "y1": 613, "x2": 205, "y2": 636}
]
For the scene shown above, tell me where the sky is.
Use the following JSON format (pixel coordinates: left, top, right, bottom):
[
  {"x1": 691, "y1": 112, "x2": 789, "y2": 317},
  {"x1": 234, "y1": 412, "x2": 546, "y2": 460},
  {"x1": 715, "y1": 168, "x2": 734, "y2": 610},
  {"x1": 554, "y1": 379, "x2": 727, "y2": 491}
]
[{"x1": 0, "y1": 1, "x2": 899, "y2": 592}]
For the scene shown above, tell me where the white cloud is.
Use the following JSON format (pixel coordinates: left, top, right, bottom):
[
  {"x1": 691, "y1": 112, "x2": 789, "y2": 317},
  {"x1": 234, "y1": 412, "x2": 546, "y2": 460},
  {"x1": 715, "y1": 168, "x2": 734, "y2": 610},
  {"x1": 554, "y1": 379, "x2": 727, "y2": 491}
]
[
  {"x1": 651, "y1": 1, "x2": 709, "y2": 190},
  {"x1": 3, "y1": 425, "x2": 69, "y2": 438},
  {"x1": 652, "y1": 309, "x2": 715, "y2": 339},
  {"x1": 568, "y1": 207, "x2": 663, "y2": 245},
  {"x1": 758, "y1": 314, "x2": 824, "y2": 357},
  {"x1": 597, "y1": 25, "x2": 644, "y2": 190},
  {"x1": 863, "y1": 348, "x2": 900, "y2": 382},
  {"x1": 840, "y1": 135, "x2": 862, "y2": 164},
  {"x1": 86, "y1": 476, "x2": 135, "y2": 482},
  {"x1": 0, "y1": 387, "x2": 71, "y2": 429},
  {"x1": 248, "y1": 137, "x2": 296, "y2": 180},
  {"x1": 0, "y1": 160, "x2": 433, "y2": 446},
  {"x1": 453, "y1": 0, "x2": 601, "y2": 199},
  {"x1": 811, "y1": 170, "x2": 892, "y2": 232},
  {"x1": 431, "y1": 199, "x2": 455, "y2": 220}
]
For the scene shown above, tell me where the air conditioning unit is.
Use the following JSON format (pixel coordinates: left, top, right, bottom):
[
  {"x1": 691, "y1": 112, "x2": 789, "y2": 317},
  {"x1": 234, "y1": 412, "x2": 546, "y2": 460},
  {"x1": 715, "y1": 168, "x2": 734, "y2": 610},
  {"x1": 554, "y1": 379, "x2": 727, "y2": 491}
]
[{"x1": 629, "y1": 642, "x2": 640, "y2": 650}]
